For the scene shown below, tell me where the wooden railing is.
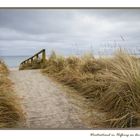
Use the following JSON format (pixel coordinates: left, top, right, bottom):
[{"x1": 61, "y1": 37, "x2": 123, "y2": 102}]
[{"x1": 19, "y1": 49, "x2": 46, "y2": 70}]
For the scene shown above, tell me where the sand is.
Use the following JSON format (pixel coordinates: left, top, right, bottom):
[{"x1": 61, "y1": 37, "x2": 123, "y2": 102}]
[{"x1": 9, "y1": 69, "x2": 91, "y2": 129}]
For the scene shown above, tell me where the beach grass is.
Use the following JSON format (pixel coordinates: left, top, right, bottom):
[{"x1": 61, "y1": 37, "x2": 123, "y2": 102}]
[
  {"x1": 42, "y1": 49, "x2": 140, "y2": 128},
  {"x1": 0, "y1": 60, "x2": 25, "y2": 128}
]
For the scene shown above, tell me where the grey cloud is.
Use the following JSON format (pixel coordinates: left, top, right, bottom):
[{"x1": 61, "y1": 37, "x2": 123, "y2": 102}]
[{"x1": 0, "y1": 9, "x2": 140, "y2": 56}]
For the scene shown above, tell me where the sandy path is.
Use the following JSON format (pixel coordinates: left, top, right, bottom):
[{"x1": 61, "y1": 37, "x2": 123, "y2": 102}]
[{"x1": 9, "y1": 69, "x2": 90, "y2": 129}]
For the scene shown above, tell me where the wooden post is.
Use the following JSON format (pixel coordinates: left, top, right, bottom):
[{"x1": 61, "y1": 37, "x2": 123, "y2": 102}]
[
  {"x1": 42, "y1": 49, "x2": 46, "y2": 64},
  {"x1": 36, "y1": 54, "x2": 39, "y2": 59},
  {"x1": 31, "y1": 58, "x2": 33, "y2": 64}
]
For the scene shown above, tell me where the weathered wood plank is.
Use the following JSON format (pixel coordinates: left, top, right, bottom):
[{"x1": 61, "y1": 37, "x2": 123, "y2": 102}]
[{"x1": 19, "y1": 49, "x2": 46, "y2": 70}]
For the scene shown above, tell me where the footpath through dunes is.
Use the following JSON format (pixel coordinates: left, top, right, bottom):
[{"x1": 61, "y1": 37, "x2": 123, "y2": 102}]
[{"x1": 9, "y1": 69, "x2": 102, "y2": 129}]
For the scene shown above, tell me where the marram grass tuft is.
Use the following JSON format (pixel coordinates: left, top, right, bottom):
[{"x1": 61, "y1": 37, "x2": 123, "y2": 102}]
[
  {"x1": 42, "y1": 50, "x2": 140, "y2": 128},
  {"x1": 0, "y1": 60, "x2": 25, "y2": 128}
]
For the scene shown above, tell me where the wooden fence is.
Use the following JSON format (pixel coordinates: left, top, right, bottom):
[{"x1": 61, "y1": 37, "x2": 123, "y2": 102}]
[{"x1": 19, "y1": 49, "x2": 46, "y2": 70}]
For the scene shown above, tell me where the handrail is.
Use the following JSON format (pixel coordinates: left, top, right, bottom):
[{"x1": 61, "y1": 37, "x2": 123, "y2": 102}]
[{"x1": 19, "y1": 49, "x2": 46, "y2": 70}]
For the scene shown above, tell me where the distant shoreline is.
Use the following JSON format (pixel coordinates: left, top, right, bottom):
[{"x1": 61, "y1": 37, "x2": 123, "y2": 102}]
[{"x1": 0, "y1": 56, "x2": 29, "y2": 68}]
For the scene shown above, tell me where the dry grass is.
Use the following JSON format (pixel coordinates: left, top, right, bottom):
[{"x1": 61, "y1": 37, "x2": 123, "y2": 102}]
[
  {"x1": 42, "y1": 50, "x2": 140, "y2": 128},
  {"x1": 0, "y1": 60, "x2": 9, "y2": 75},
  {"x1": 96, "y1": 51, "x2": 140, "y2": 128},
  {"x1": 0, "y1": 60, "x2": 25, "y2": 128}
]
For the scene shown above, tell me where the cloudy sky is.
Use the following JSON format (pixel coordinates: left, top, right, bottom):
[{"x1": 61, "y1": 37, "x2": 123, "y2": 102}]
[{"x1": 0, "y1": 9, "x2": 140, "y2": 56}]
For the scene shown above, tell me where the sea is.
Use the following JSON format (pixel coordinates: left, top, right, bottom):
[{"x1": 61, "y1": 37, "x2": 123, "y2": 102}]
[{"x1": 0, "y1": 56, "x2": 30, "y2": 68}]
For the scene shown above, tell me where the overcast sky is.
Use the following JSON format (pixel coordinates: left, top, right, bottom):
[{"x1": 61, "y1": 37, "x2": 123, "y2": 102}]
[{"x1": 0, "y1": 9, "x2": 140, "y2": 56}]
